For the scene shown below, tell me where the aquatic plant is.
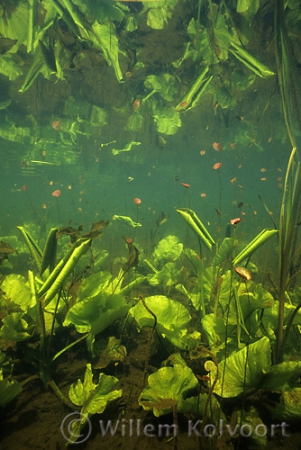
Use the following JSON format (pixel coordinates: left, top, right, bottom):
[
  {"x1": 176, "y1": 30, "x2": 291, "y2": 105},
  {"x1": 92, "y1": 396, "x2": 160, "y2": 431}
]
[
  {"x1": 129, "y1": 295, "x2": 200, "y2": 351},
  {"x1": 66, "y1": 363, "x2": 122, "y2": 444}
]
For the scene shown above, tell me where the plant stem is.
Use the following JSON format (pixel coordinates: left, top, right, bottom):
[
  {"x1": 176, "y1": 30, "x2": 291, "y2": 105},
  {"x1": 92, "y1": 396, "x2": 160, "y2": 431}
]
[
  {"x1": 140, "y1": 295, "x2": 157, "y2": 386},
  {"x1": 52, "y1": 333, "x2": 90, "y2": 363},
  {"x1": 48, "y1": 380, "x2": 76, "y2": 409}
]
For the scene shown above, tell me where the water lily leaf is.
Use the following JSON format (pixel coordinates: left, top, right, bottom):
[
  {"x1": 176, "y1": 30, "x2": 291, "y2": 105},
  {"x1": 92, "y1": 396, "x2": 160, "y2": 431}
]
[
  {"x1": 0, "y1": 1, "x2": 28, "y2": 52},
  {"x1": 237, "y1": 0, "x2": 260, "y2": 21},
  {"x1": 138, "y1": 365, "x2": 198, "y2": 416},
  {"x1": 94, "y1": 336, "x2": 127, "y2": 370},
  {"x1": 212, "y1": 238, "x2": 236, "y2": 266},
  {"x1": 0, "y1": 274, "x2": 33, "y2": 312},
  {"x1": 147, "y1": 262, "x2": 181, "y2": 288},
  {"x1": 90, "y1": 22, "x2": 124, "y2": 82},
  {"x1": 143, "y1": 0, "x2": 179, "y2": 30},
  {"x1": 72, "y1": 0, "x2": 128, "y2": 23},
  {"x1": 68, "y1": 363, "x2": 122, "y2": 443},
  {"x1": 262, "y1": 361, "x2": 301, "y2": 392},
  {"x1": 153, "y1": 107, "x2": 181, "y2": 135},
  {"x1": 144, "y1": 74, "x2": 178, "y2": 101},
  {"x1": 273, "y1": 388, "x2": 301, "y2": 421},
  {"x1": 0, "y1": 312, "x2": 36, "y2": 342},
  {"x1": 76, "y1": 272, "x2": 112, "y2": 301},
  {"x1": 261, "y1": 361, "x2": 301, "y2": 391},
  {"x1": 63, "y1": 292, "x2": 129, "y2": 337},
  {"x1": 129, "y1": 295, "x2": 199, "y2": 350},
  {"x1": 152, "y1": 235, "x2": 183, "y2": 266},
  {"x1": 214, "y1": 11, "x2": 232, "y2": 61},
  {"x1": 187, "y1": 19, "x2": 218, "y2": 64},
  {"x1": 238, "y1": 283, "x2": 275, "y2": 313},
  {"x1": 207, "y1": 337, "x2": 271, "y2": 397},
  {"x1": 0, "y1": 54, "x2": 23, "y2": 80},
  {"x1": 69, "y1": 363, "x2": 122, "y2": 413},
  {"x1": 201, "y1": 313, "x2": 235, "y2": 351},
  {"x1": 0, "y1": 370, "x2": 22, "y2": 407}
]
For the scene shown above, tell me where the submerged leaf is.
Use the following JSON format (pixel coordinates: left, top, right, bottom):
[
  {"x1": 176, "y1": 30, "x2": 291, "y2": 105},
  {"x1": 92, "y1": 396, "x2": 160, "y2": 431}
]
[
  {"x1": 207, "y1": 337, "x2": 271, "y2": 397},
  {"x1": 0, "y1": 370, "x2": 22, "y2": 407},
  {"x1": 273, "y1": 388, "x2": 301, "y2": 421},
  {"x1": 152, "y1": 235, "x2": 183, "y2": 266},
  {"x1": 153, "y1": 108, "x2": 181, "y2": 135},
  {"x1": 0, "y1": 275, "x2": 33, "y2": 312},
  {"x1": 139, "y1": 365, "x2": 198, "y2": 416},
  {"x1": 94, "y1": 337, "x2": 127, "y2": 370},
  {"x1": 129, "y1": 295, "x2": 199, "y2": 350},
  {"x1": 63, "y1": 292, "x2": 129, "y2": 336}
]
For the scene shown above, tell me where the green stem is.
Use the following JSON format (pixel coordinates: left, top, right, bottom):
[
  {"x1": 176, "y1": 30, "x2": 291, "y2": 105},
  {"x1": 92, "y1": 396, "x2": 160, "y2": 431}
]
[
  {"x1": 52, "y1": 333, "x2": 90, "y2": 363},
  {"x1": 48, "y1": 380, "x2": 76, "y2": 409}
]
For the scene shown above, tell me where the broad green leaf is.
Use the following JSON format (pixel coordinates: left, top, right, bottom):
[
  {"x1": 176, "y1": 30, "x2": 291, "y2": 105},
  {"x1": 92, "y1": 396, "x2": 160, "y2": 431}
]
[
  {"x1": 238, "y1": 283, "x2": 275, "y2": 314},
  {"x1": 126, "y1": 113, "x2": 144, "y2": 131},
  {"x1": 76, "y1": 272, "x2": 112, "y2": 301},
  {"x1": 0, "y1": 275, "x2": 33, "y2": 312},
  {"x1": 212, "y1": 238, "x2": 236, "y2": 266},
  {"x1": 147, "y1": 262, "x2": 181, "y2": 288},
  {"x1": 176, "y1": 208, "x2": 215, "y2": 250},
  {"x1": 0, "y1": 312, "x2": 35, "y2": 341},
  {"x1": 69, "y1": 364, "x2": 122, "y2": 413},
  {"x1": 63, "y1": 292, "x2": 129, "y2": 336},
  {"x1": 208, "y1": 337, "x2": 271, "y2": 397},
  {"x1": 143, "y1": 0, "x2": 179, "y2": 30},
  {"x1": 144, "y1": 74, "x2": 178, "y2": 101},
  {"x1": 0, "y1": 54, "x2": 23, "y2": 80},
  {"x1": 152, "y1": 235, "x2": 183, "y2": 266},
  {"x1": 139, "y1": 365, "x2": 199, "y2": 416},
  {"x1": 68, "y1": 363, "x2": 122, "y2": 444},
  {"x1": 0, "y1": 0, "x2": 28, "y2": 52},
  {"x1": 214, "y1": 11, "x2": 232, "y2": 61},
  {"x1": 153, "y1": 107, "x2": 181, "y2": 135},
  {"x1": 90, "y1": 22, "x2": 124, "y2": 82},
  {"x1": 262, "y1": 361, "x2": 301, "y2": 391},
  {"x1": 0, "y1": 370, "x2": 22, "y2": 407},
  {"x1": 94, "y1": 337, "x2": 127, "y2": 370},
  {"x1": 201, "y1": 313, "x2": 235, "y2": 356},
  {"x1": 273, "y1": 388, "x2": 301, "y2": 421},
  {"x1": 129, "y1": 295, "x2": 199, "y2": 350}
]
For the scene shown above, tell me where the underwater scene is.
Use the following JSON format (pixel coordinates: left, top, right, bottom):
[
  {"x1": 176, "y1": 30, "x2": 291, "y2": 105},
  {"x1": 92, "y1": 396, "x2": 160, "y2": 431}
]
[{"x1": 1, "y1": 0, "x2": 301, "y2": 449}]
